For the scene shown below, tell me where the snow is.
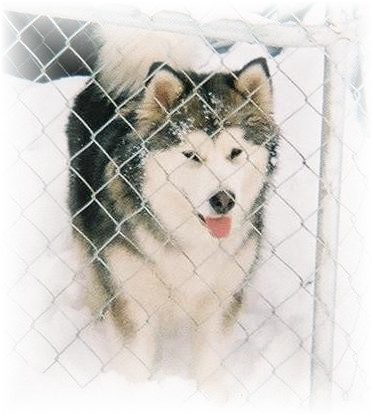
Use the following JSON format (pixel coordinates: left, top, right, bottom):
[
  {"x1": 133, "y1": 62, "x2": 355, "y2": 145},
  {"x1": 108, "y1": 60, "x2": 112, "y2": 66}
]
[{"x1": 1, "y1": 37, "x2": 367, "y2": 414}]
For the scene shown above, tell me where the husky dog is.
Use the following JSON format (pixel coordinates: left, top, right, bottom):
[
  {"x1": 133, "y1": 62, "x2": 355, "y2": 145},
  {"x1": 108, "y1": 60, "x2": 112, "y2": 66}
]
[{"x1": 66, "y1": 27, "x2": 279, "y2": 386}]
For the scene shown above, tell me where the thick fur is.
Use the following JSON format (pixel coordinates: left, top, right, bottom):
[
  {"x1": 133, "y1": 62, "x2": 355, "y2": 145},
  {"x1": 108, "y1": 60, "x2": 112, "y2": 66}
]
[{"x1": 66, "y1": 26, "x2": 279, "y2": 386}]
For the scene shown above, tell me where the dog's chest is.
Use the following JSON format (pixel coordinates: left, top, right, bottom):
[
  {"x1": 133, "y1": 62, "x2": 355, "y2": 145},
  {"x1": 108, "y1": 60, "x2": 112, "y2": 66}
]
[
  {"x1": 107, "y1": 227, "x2": 256, "y2": 322},
  {"x1": 156, "y1": 245, "x2": 246, "y2": 323}
]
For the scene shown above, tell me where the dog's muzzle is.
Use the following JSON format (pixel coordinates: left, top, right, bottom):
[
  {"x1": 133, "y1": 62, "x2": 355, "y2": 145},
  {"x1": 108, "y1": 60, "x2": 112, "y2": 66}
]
[{"x1": 209, "y1": 190, "x2": 235, "y2": 215}]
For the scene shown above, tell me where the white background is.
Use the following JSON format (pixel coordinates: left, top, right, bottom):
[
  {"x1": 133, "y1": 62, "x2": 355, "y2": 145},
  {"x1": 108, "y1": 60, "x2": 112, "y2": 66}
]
[{"x1": 1, "y1": 0, "x2": 372, "y2": 415}]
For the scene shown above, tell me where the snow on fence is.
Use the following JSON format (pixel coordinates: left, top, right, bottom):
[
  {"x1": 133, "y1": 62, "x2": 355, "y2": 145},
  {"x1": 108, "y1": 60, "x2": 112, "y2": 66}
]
[{"x1": 3, "y1": 4, "x2": 367, "y2": 410}]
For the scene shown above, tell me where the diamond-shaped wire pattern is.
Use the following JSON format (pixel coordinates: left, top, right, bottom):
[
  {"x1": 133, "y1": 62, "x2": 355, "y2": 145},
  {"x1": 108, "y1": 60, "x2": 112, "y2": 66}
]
[{"x1": 2, "y1": 5, "x2": 369, "y2": 410}]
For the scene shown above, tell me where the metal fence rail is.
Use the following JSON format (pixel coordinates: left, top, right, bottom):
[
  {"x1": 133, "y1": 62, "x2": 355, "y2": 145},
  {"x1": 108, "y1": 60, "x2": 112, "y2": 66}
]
[{"x1": 3, "y1": 4, "x2": 367, "y2": 411}]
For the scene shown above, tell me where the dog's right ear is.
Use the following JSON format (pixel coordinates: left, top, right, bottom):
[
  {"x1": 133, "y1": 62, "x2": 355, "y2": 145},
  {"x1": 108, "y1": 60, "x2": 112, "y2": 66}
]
[
  {"x1": 234, "y1": 57, "x2": 273, "y2": 117},
  {"x1": 137, "y1": 62, "x2": 185, "y2": 125}
]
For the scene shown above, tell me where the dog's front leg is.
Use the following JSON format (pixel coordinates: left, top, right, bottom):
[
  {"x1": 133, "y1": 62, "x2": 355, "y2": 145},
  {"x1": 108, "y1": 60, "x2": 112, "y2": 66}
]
[
  {"x1": 192, "y1": 313, "x2": 234, "y2": 400},
  {"x1": 192, "y1": 302, "x2": 247, "y2": 403},
  {"x1": 126, "y1": 314, "x2": 159, "y2": 380},
  {"x1": 104, "y1": 296, "x2": 158, "y2": 382}
]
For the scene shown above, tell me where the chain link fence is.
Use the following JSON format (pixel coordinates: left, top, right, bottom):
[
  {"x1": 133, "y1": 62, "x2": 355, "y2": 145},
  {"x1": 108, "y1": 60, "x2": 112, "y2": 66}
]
[{"x1": 2, "y1": 4, "x2": 369, "y2": 411}]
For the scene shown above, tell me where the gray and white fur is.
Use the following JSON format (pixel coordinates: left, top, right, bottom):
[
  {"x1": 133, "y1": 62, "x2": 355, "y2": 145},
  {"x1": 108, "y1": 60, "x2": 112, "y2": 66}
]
[{"x1": 66, "y1": 25, "x2": 279, "y2": 388}]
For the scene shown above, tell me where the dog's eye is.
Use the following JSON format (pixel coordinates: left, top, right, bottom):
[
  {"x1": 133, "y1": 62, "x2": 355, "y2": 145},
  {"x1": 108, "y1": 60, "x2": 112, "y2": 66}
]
[
  {"x1": 182, "y1": 151, "x2": 202, "y2": 163},
  {"x1": 230, "y1": 148, "x2": 242, "y2": 160}
]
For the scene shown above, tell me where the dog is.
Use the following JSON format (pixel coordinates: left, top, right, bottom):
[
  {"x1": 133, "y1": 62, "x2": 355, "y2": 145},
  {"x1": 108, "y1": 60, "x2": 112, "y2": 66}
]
[{"x1": 66, "y1": 26, "x2": 279, "y2": 388}]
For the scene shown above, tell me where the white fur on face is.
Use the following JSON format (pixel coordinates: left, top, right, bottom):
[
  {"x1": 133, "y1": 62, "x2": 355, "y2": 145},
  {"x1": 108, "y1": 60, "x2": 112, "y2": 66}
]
[{"x1": 142, "y1": 127, "x2": 269, "y2": 243}]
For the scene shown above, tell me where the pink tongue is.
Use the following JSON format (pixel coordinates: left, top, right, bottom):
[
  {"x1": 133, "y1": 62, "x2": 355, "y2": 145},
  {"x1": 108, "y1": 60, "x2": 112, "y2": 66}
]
[{"x1": 205, "y1": 217, "x2": 232, "y2": 238}]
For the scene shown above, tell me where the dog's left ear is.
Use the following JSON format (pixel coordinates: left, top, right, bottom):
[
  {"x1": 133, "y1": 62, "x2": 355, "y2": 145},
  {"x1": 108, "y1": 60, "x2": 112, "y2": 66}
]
[
  {"x1": 234, "y1": 58, "x2": 273, "y2": 116},
  {"x1": 137, "y1": 62, "x2": 185, "y2": 125}
]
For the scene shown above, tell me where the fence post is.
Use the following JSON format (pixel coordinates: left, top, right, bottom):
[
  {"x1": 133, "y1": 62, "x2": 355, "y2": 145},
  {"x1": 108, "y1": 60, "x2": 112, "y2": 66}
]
[{"x1": 310, "y1": 8, "x2": 350, "y2": 409}]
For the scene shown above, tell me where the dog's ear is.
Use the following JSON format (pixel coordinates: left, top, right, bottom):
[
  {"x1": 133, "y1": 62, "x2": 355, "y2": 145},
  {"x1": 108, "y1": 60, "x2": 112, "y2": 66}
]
[
  {"x1": 137, "y1": 62, "x2": 185, "y2": 124},
  {"x1": 234, "y1": 58, "x2": 273, "y2": 117}
]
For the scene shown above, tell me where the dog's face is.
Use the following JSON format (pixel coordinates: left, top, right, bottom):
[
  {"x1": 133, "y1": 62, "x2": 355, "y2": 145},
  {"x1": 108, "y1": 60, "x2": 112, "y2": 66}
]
[
  {"x1": 143, "y1": 127, "x2": 270, "y2": 241},
  {"x1": 132, "y1": 58, "x2": 278, "y2": 243}
]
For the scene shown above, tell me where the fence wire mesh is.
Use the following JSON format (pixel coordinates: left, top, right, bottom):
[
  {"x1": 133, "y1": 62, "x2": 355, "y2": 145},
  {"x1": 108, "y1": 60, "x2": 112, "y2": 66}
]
[{"x1": 2, "y1": 4, "x2": 369, "y2": 410}]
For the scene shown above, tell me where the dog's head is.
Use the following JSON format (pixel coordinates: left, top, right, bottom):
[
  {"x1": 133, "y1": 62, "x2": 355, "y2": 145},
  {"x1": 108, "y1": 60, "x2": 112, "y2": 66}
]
[{"x1": 119, "y1": 58, "x2": 279, "y2": 244}]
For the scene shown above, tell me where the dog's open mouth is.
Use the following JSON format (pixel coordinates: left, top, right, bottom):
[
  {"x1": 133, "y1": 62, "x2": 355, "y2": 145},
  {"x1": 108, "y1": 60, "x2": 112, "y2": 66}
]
[{"x1": 198, "y1": 214, "x2": 232, "y2": 239}]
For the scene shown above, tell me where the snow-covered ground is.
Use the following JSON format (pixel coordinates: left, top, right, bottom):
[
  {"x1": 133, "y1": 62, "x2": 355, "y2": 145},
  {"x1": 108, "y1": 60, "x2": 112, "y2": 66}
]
[{"x1": 1, "y1": 27, "x2": 368, "y2": 414}]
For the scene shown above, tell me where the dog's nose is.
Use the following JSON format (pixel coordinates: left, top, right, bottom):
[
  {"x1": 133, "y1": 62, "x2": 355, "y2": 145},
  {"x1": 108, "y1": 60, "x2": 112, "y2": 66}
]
[{"x1": 209, "y1": 190, "x2": 235, "y2": 215}]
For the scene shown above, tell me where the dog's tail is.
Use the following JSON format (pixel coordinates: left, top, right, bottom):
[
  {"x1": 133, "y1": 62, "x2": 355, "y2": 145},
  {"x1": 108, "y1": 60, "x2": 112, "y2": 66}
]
[{"x1": 96, "y1": 25, "x2": 214, "y2": 97}]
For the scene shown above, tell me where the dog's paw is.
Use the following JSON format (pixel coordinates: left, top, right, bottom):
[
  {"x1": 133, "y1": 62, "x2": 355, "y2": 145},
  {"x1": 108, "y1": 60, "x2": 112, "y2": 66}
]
[{"x1": 196, "y1": 366, "x2": 248, "y2": 405}]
